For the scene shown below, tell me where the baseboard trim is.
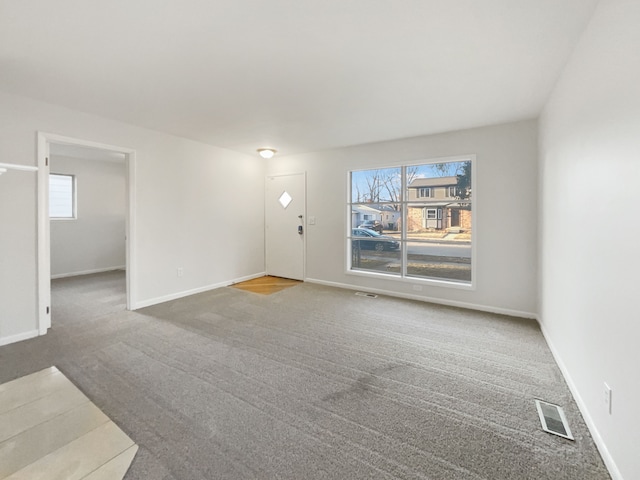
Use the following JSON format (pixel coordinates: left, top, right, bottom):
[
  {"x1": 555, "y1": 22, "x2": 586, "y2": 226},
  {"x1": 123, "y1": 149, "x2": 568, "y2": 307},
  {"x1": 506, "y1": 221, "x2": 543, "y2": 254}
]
[
  {"x1": 305, "y1": 278, "x2": 537, "y2": 319},
  {"x1": 51, "y1": 266, "x2": 126, "y2": 279},
  {"x1": 0, "y1": 329, "x2": 39, "y2": 347},
  {"x1": 133, "y1": 272, "x2": 266, "y2": 309},
  {"x1": 538, "y1": 320, "x2": 623, "y2": 480}
]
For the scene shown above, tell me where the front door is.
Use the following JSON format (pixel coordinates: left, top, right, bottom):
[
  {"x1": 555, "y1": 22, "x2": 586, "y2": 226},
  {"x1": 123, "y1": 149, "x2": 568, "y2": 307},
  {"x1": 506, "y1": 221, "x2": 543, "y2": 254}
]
[
  {"x1": 450, "y1": 209, "x2": 460, "y2": 227},
  {"x1": 265, "y1": 173, "x2": 305, "y2": 280}
]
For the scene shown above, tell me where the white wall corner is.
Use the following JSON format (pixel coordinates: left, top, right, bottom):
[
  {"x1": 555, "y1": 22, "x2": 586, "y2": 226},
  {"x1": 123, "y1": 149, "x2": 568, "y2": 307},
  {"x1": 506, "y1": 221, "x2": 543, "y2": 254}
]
[
  {"x1": 51, "y1": 266, "x2": 126, "y2": 280},
  {"x1": 132, "y1": 272, "x2": 266, "y2": 310},
  {"x1": 0, "y1": 330, "x2": 39, "y2": 347},
  {"x1": 537, "y1": 319, "x2": 624, "y2": 480}
]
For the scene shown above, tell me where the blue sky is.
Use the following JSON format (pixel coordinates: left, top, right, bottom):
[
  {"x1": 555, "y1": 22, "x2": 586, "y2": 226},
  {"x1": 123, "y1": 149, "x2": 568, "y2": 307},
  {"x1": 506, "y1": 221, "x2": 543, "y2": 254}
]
[{"x1": 351, "y1": 161, "x2": 466, "y2": 203}]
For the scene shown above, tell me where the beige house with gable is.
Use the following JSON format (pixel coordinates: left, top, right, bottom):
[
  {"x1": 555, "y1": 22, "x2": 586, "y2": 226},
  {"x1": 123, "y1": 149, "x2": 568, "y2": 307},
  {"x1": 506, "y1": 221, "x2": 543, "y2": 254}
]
[{"x1": 407, "y1": 176, "x2": 471, "y2": 232}]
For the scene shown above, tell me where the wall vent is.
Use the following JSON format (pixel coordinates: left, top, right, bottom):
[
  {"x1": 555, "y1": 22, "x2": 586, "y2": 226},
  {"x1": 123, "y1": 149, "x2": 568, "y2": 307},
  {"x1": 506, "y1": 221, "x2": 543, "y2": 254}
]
[
  {"x1": 355, "y1": 292, "x2": 378, "y2": 298},
  {"x1": 535, "y1": 399, "x2": 574, "y2": 440}
]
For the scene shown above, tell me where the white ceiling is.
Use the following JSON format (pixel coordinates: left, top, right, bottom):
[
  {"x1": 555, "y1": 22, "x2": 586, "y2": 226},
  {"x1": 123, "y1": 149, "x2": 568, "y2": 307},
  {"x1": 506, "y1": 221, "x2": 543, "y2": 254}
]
[{"x1": 0, "y1": 0, "x2": 598, "y2": 157}]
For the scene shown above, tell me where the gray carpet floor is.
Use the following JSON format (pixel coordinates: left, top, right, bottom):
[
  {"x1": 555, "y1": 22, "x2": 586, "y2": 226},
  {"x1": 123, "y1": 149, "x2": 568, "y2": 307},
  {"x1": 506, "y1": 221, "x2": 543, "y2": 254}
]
[{"x1": 0, "y1": 271, "x2": 610, "y2": 479}]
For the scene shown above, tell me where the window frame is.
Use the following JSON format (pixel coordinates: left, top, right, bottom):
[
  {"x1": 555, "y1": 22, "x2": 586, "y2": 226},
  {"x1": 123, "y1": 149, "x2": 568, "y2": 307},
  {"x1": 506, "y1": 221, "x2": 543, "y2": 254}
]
[
  {"x1": 346, "y1": 155, "x2": 475, "y2": 290},
  {"x1": 49, "y1": 173, "x2": 77, "y2": 220}
]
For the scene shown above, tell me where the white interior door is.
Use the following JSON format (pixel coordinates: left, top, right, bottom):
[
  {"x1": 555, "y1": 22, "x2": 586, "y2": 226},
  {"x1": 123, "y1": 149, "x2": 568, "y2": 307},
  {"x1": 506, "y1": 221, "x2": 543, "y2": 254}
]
[{"x1": 265, "y1": 173, "x2": 305, "y2": 280}]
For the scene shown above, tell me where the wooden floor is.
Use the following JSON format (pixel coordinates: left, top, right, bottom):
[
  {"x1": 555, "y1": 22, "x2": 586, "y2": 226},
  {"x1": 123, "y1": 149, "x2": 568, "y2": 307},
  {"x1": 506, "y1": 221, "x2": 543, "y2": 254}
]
[
  {"x1": 231, "y1": 275, "x2": 301, "y2": 295},
  {"x1": 0, "y1": 367, "x2": 137, "y2": 480}
]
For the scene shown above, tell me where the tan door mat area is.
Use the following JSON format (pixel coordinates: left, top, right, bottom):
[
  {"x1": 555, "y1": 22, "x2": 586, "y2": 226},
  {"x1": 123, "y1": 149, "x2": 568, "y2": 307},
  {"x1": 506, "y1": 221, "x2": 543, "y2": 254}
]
[{"x1": 231, "y1": 276, "x2": 302, "y2": 295}]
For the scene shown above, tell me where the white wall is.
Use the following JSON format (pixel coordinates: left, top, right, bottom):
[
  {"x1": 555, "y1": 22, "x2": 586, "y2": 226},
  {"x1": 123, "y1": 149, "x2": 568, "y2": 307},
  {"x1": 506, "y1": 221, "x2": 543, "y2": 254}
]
[
  {"x1": 0, "y1": 91, "x2": 266, "y2": 345},
  {"x1": 50, "y1": 155, "x2": 126, "y2": 277},
  {"x1": 268, "y1": 120, "x2": 539, "y2": 316},
  {"x1": 0, "y1": 167, "x2": 37, "y2": 343},
  {"x1": 539, "y1": 0, "x2": 640, "y2": 478}
]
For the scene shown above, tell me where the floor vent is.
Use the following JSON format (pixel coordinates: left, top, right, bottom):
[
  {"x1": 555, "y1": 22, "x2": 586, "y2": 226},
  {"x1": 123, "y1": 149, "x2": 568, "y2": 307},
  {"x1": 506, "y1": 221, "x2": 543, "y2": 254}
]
[
  {"x1": 535, "y1": 399, "x2": 574, "y2": 440},
  {"x1": 355, "y1": 292, "x2": 378, "y2": 298}
]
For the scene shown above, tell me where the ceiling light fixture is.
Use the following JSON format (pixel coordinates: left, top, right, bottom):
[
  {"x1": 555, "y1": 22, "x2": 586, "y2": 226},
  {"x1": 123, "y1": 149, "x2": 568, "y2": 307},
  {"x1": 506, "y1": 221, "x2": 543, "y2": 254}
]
[{"x1": 257, "y1": 148, "x2": 277, "y2": 159}]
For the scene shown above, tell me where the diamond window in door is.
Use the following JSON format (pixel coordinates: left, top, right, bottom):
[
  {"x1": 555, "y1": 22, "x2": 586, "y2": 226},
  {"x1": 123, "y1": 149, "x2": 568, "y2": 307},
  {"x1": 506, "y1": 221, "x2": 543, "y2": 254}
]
[{"x1": 278, "y1": 191, "x2": 292, "y2": 209}]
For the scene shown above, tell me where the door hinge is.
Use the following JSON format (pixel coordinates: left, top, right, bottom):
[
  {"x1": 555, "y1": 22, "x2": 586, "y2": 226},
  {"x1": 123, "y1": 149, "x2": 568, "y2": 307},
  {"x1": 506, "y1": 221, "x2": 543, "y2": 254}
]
[
  {"x1": 45, "y1": 157, "x2": 48, "y2": 166},
  {"x1": 46, "y1": 306, "x2": 50, "y2": 314}
]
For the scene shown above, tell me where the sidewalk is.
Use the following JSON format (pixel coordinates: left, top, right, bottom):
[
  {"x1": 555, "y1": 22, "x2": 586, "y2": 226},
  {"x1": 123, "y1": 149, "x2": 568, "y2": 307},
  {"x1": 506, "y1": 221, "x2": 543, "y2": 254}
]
[{"x1": 381, "y1": 230, "x2": 471, "y2": 243}]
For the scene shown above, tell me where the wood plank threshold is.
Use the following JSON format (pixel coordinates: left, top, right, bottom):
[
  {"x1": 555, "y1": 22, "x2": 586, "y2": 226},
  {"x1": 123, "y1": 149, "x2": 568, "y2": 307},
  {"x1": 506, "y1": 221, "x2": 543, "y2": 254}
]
[
  {"x1": 231, "y1": 275, "x2": 302, "y2": 295},
  {"x1": 0, "y1": 367, "x2": 137, "y2": 480}
]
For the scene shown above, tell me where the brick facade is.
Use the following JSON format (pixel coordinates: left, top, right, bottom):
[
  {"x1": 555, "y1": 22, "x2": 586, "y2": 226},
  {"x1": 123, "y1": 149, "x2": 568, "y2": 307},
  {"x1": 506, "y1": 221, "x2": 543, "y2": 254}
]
[{"x1": 405, "y1": 206, "x2": 472, "y2": 232}]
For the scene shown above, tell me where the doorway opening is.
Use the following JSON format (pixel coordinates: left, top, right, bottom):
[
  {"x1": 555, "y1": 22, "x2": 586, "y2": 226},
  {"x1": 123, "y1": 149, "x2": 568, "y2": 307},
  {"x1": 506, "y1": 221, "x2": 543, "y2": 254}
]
[{"x1": 37, "y1": 133, "x2": 136, "y2": 334}]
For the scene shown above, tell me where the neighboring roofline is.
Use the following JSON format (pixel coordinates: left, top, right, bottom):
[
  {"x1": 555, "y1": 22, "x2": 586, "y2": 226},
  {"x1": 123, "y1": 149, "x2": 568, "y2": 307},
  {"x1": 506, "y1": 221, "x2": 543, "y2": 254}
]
[
  {"x1": 351, "y1": 204, "x2": 382, "y2": 212},
  {"x1": 409, "y1": 176, "x2": 458, "y2": 187}
]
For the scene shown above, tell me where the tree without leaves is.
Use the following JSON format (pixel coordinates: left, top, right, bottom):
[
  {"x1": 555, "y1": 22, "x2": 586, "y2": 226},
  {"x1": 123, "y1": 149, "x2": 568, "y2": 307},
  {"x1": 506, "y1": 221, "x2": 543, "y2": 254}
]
[
  {"x1": 364, "y1": 170, "x2": 382, "y2": 203},
  {"x1": 358, "y1": 166, "x2": 422, "y2": 211},
  {"x1": 381, "y1": 167, "x2": 419, "y2": 211},
  {"x1": 381, "y1": 172, "x2": 400, "y2": 210},
  {"x1": 406, "y1": 166, "x2": 419, "y2": 186}
]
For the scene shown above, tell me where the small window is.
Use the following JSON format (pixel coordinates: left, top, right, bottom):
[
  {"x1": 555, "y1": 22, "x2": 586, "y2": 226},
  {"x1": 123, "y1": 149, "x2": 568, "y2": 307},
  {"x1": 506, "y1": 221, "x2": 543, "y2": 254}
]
[
  {"x1": 49, "y1": 174, "x2": 75, "y2": 219},
  {"x1": 424, "y1": 209, "x2": 443, "y2": 220},
  {"x1": 417, "y1": 187, "x2": 431, "y2": 198},
  {"x1": 448, "y1": 186, "x2": 456, "y2": 197}
]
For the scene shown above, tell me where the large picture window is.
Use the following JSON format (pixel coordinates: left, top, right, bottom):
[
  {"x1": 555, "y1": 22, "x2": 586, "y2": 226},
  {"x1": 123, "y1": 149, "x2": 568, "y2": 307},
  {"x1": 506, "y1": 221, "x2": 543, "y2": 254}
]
[{"x1": 348, "y1": 157, "x2": 473, "y2": 285}]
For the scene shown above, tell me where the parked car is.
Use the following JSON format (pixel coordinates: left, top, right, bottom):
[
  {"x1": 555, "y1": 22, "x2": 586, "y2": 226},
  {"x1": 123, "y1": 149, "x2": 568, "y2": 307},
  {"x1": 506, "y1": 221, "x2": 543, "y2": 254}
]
[
  {"x1": 358, "y1": 220, "x2": 383, "y2": 233},
  {"x1": 352, "y1": 228, "x2": 400, "y2": 251}
]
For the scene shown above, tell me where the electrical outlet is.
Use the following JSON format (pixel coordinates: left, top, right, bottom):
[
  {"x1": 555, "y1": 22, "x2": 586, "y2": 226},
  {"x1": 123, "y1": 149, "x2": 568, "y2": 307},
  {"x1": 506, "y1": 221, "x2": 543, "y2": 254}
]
[
  {"x1": 177, "y1": 267, "x2": 184, "y2": 277},
  {"x1": 604, "y1": 383, "x2": 612, "y2": 414}
]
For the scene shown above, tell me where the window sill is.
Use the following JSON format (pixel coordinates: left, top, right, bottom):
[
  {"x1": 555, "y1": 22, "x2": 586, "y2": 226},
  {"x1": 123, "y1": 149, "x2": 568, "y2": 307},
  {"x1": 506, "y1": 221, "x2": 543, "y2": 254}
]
[{"x1": 346, "y1": 268, "x2": 475, "y2": 291}]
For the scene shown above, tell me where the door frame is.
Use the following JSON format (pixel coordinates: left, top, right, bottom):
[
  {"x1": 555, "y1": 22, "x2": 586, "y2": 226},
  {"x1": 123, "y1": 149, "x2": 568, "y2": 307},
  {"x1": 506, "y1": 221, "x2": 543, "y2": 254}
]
[
  {"x1": 37, "y1": 132, "x2": 137, "y2": 335},
  {"x1": 264, "y1": 172, "x2": 307, "y2": 281}
]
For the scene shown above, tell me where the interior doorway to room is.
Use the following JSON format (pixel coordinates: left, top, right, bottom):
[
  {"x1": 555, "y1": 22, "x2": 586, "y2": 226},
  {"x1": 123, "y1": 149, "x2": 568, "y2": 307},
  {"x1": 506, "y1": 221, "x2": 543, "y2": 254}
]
[
  {"x1": 37, "y1": 134, "x2": 135, "y2": 334},
  {"x1": 265, "y1": 173, "x2": 306, "y2": 281}
]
